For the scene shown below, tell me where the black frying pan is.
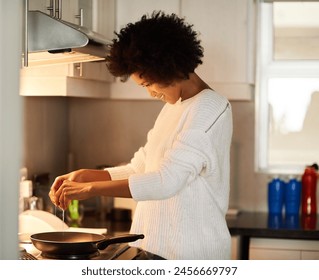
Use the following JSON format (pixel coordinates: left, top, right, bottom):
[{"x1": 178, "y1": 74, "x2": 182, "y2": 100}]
[{"x1": 30, "y1": 231, "x2": 144, "y2": 259}]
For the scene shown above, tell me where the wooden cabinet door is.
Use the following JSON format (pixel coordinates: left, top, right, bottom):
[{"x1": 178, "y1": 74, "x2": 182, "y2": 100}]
[
  {"x1": 301, "y1": 251, "x2": 319, "y2": 260},
  {"x1": 250, "y1": 248, "x2": 301, "y2": 260}
]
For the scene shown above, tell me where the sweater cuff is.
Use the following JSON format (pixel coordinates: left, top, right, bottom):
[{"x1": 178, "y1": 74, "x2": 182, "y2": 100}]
[{"x1": 105, "y1": 165, "x2": 135, "y2": 180}]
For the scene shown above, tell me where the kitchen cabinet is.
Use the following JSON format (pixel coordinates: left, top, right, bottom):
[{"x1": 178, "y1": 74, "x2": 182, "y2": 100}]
[
  {"x1": 29, "y1": 0, "x2": 115, "y2": 34},
  {"x1": 70, "y1": 0, "x2": 115, "y2": 83},
  {"x1": 116, "y1": 0, "x2": 180, "y2": 27},
  {"x1": 249, "y1": 238, "x2": 319, "y2": 260},
  {"x1": 227, "y1": 212, "x2": 319, "y2": 259},
  {"x1": 21, "y1": 0, "x2": 115, "y2": 97},
  {"x1": 23, "y1": 0, "x2": 256, "y2": 98},
  {"x1": 29, "y1": 0, "x2": 78, "y2": 23},
  {"x1": 181, "y1": 0, "x2": 255, "y2": 101},
  {"x1": 20, "y1": 64, "x2": 111, "y2": 97}
]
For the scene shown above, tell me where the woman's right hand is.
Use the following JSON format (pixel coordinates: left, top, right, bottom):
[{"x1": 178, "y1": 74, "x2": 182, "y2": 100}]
[
  {"x1": 49, "y1": 169, "x2": 111, "y2": 208},
  {"x1": 49, "y1": 171, "x2": 80, "y2": 208}
]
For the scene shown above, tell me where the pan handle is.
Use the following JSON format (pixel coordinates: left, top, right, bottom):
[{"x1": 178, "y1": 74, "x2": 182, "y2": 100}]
[{"x1": 96, "y1": 234, "x2": 144, "y2": 250}]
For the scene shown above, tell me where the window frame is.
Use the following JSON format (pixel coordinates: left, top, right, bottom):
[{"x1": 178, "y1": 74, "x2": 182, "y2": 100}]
[{"x1": 255, "y1": 0, "x2": 319, "y2": 174}]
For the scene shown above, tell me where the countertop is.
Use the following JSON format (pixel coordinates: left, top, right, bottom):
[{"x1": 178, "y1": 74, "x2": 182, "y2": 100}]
[
  {"x1": 81, "y1": 211, "x2": 319, "y2": 239},
  {"x1": 227, "y1": 211, "x2": 319, "y2": 240}
]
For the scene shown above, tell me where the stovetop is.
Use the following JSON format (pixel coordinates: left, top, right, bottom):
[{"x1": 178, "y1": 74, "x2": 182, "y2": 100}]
[{"x1": 19, "y1": 242, "x2": 139, "y2": 260}]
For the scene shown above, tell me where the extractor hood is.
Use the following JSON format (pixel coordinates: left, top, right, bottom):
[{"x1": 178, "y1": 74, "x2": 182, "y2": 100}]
[{"x1": 26, "y1": 11, "x2": 112, "y2": 67}]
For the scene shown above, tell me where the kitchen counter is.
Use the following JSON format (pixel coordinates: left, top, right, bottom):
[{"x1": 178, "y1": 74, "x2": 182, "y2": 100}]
[
  {"x1": 81, "y1": 211, "x2": 319, "y2": 260},
  {"x1": 227, "y1": 212, "x2": 319, "y2": 259}
]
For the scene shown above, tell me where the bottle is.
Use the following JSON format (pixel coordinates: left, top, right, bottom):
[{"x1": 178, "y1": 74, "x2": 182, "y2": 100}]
[
  {"x1": 66, "y1": 200, "x2": 84, "y2": 226},
  {"x1": 285, "y1": 176, "x2": 301, "y2": 215},
  {"x1": 19, "y1": 179, "x2": 33, "y2": 213},
  {"x1": 301, "y1": 164, "x2": 318, "y2": 215},
  {"x1": 268, "y1": 176, "x2": 285, "y2": 215},
  {"x1": 301, "y1": 214, "x2": 317, "y2": 230}
]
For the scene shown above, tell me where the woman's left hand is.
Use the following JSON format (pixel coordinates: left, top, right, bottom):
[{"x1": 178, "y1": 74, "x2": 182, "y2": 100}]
[{"x1": 50, "y1": 180, "x2": 93, "y2": 210}]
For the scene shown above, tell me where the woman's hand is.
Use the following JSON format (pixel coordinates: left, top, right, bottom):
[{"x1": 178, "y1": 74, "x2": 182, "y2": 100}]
[
  {"x1": 50, "y1": 180, "x2": 93, "y2": 210},
  {"x1": 49, "y1": 169, "x2": 111, "y2": 209},
  {"x1": 49, "y1": 173, "x2": 71, "y2": 208}
]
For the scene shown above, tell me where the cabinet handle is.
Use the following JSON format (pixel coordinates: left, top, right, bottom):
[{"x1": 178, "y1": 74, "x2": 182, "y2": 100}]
[
  {"x1": 56, "y1": 0, "x2": 62, "y2": 19},
  {"x1": 47, "y1": 0, "x2": 54, "y2": 17},
  {"x1": 75, "y1": 63, "x2": 83, "y2": 77},
  {"x1": 47, "y1": 0, "x2": 62, "y2": 19},
  {"x1": 75, "y1": 8, "x2": 84, "y2": 26}
]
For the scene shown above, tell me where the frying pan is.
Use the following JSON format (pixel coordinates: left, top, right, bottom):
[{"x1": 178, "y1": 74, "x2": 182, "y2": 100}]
[{"x1": 30, "y1": 231, "x2": 144, "y2": 259}]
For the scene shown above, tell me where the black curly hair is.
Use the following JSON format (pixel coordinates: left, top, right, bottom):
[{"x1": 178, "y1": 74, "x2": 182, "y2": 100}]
[{"x1": 106, "y1": 11, "x2": 203, "y2": 85}]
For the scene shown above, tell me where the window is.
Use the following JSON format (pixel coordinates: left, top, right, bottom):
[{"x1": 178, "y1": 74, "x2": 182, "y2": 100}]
[{"x1": 256, "y1": 1, "x2": 319, "y2": 174}]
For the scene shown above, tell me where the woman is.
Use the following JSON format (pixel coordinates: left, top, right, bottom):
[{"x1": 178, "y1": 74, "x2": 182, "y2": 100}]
[{"x1": 49, "y1": 11, "x2": 233, "y2": 260}]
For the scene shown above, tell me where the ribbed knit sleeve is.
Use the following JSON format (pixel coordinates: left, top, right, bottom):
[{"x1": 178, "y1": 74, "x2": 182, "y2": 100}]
[{"x1": 129, "y1": 129, "x2": 212, "y2": 200}]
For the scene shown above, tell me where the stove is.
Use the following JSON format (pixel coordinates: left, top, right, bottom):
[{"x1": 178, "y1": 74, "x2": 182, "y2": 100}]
[{"x1": 19, "y1": 242, "x2": 140, "y2": 260}]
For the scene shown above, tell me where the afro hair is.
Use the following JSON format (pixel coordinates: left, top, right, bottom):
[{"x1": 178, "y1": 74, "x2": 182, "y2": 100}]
[{"x1": 106, "y1": 11, "x2": 204, "y2": 85}]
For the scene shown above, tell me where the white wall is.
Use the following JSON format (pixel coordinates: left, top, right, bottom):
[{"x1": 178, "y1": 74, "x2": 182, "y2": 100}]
[
  {"x1": 23, "y1": 97, "x2": 69, "y2": 181},
  {"x1": 0, "y1": 0, "x2": 23, "y2": 259}
]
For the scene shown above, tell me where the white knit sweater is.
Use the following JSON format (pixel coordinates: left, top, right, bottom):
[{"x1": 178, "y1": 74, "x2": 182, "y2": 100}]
[{"x1": 107, "y1": 89, "x2": 233, "y2": 259}]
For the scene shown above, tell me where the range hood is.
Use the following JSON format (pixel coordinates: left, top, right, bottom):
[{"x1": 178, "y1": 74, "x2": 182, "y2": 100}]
[{"x1": 26, "y1": 11, "x2": 112, "y2": 67}]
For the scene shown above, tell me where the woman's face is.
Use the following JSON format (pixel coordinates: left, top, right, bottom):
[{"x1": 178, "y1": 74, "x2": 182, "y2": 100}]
[{"x1": 131, "y1": 73, "x2": 182, "y2": 104}]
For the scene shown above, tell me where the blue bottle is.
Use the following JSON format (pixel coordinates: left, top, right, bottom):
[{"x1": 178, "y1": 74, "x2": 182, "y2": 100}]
[
  {"x1": 285, "y1": 176, "x2": 301, "y2": 215},
  {"x1": 268, "y1": 176, "x2": 285, "y2": 214}
]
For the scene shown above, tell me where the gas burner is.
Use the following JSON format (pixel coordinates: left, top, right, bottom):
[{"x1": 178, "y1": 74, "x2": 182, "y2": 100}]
[{"x1": 19, "y1": 247, "x2": 38, "y2": 260}]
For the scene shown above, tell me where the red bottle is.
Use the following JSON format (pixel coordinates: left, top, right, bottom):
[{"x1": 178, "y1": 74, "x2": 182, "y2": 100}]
[{"x1": 301, "y1": 164, "x2": 318, "y2": 215}]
